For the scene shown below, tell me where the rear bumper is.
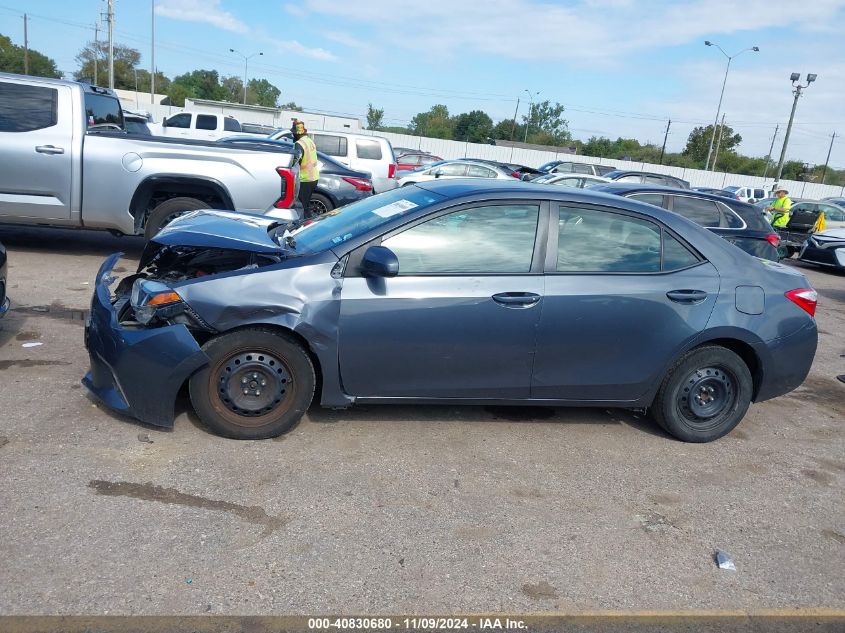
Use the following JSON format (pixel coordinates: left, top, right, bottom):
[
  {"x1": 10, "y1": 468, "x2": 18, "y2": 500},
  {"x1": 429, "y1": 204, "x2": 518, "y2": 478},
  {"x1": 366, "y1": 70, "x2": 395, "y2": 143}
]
[
  {"x1": 753, "y1": 320, "x2": 818, "y2": 402},
  {"x1": 82, "y1": 253, "x2": 209, "y2": 427}
]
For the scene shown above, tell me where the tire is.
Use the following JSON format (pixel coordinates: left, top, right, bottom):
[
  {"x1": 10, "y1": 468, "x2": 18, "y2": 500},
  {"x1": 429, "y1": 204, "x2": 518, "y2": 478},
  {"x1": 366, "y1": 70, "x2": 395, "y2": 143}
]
[
  {"x1": 189, "y1": 327, "x2": 315, "y2": 440},
  {"x1": 785, "y1": 245, "x2": 798, "y2": 258},
  {"x1": 144, "y1": 196, "x2": 206, "y2": 239},
  {"x1": 309, "y1": 193, "x2": 333, "y2": 216},
  {"x1": 650, "y1": 345, "x2": 752, "y2": 443}
]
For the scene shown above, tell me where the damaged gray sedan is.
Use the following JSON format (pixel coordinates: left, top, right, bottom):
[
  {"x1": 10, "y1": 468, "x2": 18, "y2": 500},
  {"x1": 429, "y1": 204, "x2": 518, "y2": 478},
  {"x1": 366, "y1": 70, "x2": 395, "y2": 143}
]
[{"x1": 84, "y1": 180, "x2": 818, "y2": 442}]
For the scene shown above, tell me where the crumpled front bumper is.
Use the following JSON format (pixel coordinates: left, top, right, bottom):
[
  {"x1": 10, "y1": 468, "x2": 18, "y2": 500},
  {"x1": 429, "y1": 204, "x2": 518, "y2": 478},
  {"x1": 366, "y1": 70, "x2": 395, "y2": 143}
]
[{"x1": 82, "y1": 253, "x2": 209, "y2": 427}]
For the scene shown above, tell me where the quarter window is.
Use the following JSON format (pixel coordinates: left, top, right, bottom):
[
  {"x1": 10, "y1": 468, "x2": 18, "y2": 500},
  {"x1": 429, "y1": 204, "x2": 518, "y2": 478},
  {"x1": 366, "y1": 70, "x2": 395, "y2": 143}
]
[
  {"x1": 196, "y1": 114, "x2": 217, "y2": 130},
  {"x1": 223, "y1": 117, "x2": 241, "y2": 132},
  {"x1": 0, "y1": 82, "x2": 58, "y2": 132},
  {"x1": 662, "y1": 232, "x2": 701, "y2": 270},
  {"x1": 557, "y1": 207, "x2": 661, "y2": 273},
  {"x1": 356, "y1": 139, "x2": 383, "y2": 160},
  {"x1": 382, "y1": 204, "x2": 540, "y2": 275}
]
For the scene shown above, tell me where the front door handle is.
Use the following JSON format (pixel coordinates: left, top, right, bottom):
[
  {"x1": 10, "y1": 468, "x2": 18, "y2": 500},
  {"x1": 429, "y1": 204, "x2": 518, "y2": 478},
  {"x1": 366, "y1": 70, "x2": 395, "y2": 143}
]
[
  {"x1": 492, "y1": 292, "x2": 541, "y2": 307},
  {"x1": 35, "y1": 145, "x2": 65, "y2": 155},
  {"x1": 666, "y1": 289, "x2": 708, "y2": 304}
]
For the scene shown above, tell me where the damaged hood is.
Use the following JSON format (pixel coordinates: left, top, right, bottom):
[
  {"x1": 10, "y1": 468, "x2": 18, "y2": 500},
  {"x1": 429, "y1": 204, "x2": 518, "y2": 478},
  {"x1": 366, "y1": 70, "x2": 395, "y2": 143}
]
[{"x1": 151, "y1": 210, "x2": 286, "y2": 253}]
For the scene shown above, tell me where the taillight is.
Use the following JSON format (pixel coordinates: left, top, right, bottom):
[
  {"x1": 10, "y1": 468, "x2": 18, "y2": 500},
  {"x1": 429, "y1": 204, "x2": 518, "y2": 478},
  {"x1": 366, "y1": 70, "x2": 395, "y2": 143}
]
[
  {"x1": 510, "y1": 171, "x2": 521, "y2": 179},
  {"x1": 388, "y1": 163, "x2": 396, "y2": 179},
  {"x1": 785, "y1": 288, "x2": 817, "y2": 317},
  {"x1": 274, "y1": 167, "x2": 296, "y2": 209},
  {"x1": 341, "y1": 176, "x2": 373, "y2": 191},
  {"x1": 766, "y1": 233, "x2": 780, "y2": 247}
]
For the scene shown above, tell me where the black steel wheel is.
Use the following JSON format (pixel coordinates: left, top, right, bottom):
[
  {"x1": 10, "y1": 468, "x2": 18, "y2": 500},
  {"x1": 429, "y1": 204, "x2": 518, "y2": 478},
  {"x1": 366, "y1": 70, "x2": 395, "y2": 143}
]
[
  {"x1": 189, "y1": 328, "x2": 315, "y2": 439},
  {"x1": 651, "y1": 345, "x2": 752, "y2": 442}
]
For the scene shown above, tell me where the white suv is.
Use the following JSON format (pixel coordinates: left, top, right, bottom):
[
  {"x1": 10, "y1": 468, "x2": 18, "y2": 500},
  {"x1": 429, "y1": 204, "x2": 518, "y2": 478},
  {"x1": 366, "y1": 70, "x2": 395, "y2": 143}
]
[
  {"x1": 273, "y1": 129, "x2": 397, "y2": 192},
  {"x1": 723, "y1": 186, "x2": 766, "y2": 203}
]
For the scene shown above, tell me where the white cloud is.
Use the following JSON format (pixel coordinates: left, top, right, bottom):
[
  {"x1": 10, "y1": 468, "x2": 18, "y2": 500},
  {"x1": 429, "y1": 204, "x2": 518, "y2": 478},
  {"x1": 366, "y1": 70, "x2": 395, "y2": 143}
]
[
  {"x1": 283, "y1": 4, "x2": 308, "y2": 17},
  {"x1": 323, "y1": 31, "x2": 370, "y2": 51},
  {"x1": 155, "y1": 0, "x2": 248, "y2": 34},
  {"x1": 274, "y1": 40, "x2": 338, "y2": 62}
]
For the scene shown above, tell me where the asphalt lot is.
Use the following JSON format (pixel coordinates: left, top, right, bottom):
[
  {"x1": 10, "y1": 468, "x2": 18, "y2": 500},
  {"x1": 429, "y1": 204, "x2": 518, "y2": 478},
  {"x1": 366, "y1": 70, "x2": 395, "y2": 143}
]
[{"x1": 0, "y1": 224, "x2": 843, "y2": 615}]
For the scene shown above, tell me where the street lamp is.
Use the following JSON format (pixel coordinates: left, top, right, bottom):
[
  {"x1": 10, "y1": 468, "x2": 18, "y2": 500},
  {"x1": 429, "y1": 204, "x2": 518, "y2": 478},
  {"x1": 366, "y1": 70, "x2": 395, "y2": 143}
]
[
  {"x1": 229, "y1": 48, "x2": 263, "y2": 104},
  {"x1": 523, "y1": 89, "x2": 540, "y2": 143},
  {"x1": 133, "y1": 68, "x2": 139, "y2": 108},
  {"x1": 703, "y1": 41, "x2": 759, "y2": 170},
  {"x1": 773, "y1": 73, "x2": 818, "y2": 187}
]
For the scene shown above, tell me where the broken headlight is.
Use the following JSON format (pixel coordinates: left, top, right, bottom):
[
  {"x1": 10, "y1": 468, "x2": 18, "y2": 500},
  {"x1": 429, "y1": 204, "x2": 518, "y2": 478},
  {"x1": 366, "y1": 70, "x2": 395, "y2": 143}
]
[{"x1": 130, "y1": 278, "x2": 185, "y2": 325}]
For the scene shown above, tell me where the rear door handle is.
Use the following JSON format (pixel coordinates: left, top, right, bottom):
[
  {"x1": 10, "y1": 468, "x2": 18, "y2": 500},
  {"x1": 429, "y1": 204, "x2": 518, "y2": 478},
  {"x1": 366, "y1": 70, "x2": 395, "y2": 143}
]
[
  {"x1": 35, "y1": 145, "x2": 65, "y2": 155},
  {"x1": 492, "y1": 292, "x2": 541, "y2": 307},
  {"x1": 666, "y1": 289, "x2": 708, "y2": 304}
]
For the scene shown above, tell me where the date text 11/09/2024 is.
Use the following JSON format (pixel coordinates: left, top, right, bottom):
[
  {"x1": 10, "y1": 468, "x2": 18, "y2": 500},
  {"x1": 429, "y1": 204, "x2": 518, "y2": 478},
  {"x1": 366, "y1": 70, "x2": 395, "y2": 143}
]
[{"x1": 307, "y1": 618, "x2": 528, "y2": 630}]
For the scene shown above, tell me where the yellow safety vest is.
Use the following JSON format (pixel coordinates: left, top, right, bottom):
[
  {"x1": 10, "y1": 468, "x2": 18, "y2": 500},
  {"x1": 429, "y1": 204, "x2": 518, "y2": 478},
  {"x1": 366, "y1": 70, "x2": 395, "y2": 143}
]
[
  {"x1": 296, "y1": 136, "x2": 320, "y2": 183},
  {"x1": 771, "y1": 196, "x2": 792, "y2": 227}
]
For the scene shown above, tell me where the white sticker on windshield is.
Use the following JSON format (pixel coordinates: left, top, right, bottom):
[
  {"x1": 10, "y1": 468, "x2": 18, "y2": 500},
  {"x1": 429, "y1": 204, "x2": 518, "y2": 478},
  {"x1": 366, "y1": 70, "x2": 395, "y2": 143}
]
[{"x1": 372, "y1": 199, "x2": 418, "y2": 218}]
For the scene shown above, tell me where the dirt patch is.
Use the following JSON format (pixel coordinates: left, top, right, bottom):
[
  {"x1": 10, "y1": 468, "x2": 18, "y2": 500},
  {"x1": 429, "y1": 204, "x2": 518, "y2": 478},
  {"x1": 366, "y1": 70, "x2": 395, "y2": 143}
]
[
  {"x1": 636, "y1": 510, "x2": 679, "y2": 533},
  {"x1": 818, "y1": 287, "x2": 845, "y2": 304},
  {"x1": 522, "y1": 580, "x2": 558, "y2": 600},
  {"x1": 800, "y1": 469, "x2": 834, "y2": 486},
  {"x1": 651, "y1": 493, "x2": 682, "y2": 505},
  {"x1": 0, "y1": 436, "x2": 8, "y2": 449},
  {"x1": 483, "y1": 406, "x2": 556, "y2": 421},
  {"x1": 0, "y1": 360, "x2": 72, "y2": 370},
  {"x1": 821, "y1": 529, "x2": 845, "y2": 544},
  {"x1": 784, "y1": 375, "x2": 844, "y2": 412},
  {"x1": 454, "y1": 526, "x2": 497, "y2": 540},
  {"x1": 13, "y1": 302, "x2": 88, "y2": 325},
  {"x1": 14, "y1": 331, "x2": 40, "y2": 341},
  {"x1": 814, "y1": 457, "x2": 845, "y2": 473},
  {"x1": 88, "y1": 480, "x2": 287, "y2": 537}
]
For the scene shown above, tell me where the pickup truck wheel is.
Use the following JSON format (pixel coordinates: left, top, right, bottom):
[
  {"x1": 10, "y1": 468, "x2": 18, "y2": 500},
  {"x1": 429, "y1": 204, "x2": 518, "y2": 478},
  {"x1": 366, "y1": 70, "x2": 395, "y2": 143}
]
[
  {"x1": 189, "y1": 328, "x2": 315, "y2": 440},
  {"x1": 309, "y1": 193, "x2": 333, "y2": 215},
  {"x1": 651, "y1": 346, "x2": 752, "y2": 443},
  {"x1": 144, "y1": 196, "x2": 206, "y2": 239}
]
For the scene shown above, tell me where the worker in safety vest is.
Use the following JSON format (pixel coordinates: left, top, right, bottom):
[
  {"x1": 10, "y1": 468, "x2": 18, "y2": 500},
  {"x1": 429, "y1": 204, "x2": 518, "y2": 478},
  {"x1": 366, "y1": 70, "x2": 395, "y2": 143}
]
[
  {"x1": 768, "y1": 187, "x2": 792, "y2": 228},
  {"x1": 291, "y1": 119, "x2": 320, "y2": 218}
]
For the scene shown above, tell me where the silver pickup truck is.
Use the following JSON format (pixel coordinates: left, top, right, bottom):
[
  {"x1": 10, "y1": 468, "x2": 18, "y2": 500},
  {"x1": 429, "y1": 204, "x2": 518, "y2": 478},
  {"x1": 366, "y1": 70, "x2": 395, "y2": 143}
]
[{"x1": 0, "y1": 73, "x2": 300, "y2": 238}]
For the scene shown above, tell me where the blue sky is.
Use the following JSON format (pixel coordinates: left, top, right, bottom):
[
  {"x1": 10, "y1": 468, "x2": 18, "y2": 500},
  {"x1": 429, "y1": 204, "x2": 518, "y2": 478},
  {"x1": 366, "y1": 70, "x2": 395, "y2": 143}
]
[{"x1": 3, "y1": 0, "x2": 845, "y2": 169}]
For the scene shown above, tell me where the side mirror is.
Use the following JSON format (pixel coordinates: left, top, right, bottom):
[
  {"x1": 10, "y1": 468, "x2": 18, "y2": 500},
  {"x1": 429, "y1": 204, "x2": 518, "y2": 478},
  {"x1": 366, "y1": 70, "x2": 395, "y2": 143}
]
[
  {"x1": 361, "y1": 245, "x2": 399, "y2": 278},
  {"x1": 162, "y1": 118, "x2": 168, "y2": 128},
  {"x1": 433, "y1": 170, "x2": 442, "y2": 178}
]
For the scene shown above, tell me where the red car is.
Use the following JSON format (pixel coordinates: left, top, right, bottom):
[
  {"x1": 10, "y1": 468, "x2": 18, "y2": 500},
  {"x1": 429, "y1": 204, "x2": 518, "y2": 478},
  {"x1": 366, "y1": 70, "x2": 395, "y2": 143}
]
[{"x1": 396, "y1": 152, "x2": 443, "y2": 172}]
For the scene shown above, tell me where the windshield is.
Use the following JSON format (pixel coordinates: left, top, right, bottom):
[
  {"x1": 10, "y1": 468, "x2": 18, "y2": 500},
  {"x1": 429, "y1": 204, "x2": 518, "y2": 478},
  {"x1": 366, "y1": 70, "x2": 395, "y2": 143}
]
[
  {"x1": 722, "y1": 186, "x2": 741, "y2": 193},
  {"x1": 282, "y1": 187, "x2": 445, "y2": 252},
  {"x1": 538, "y1": 161, "x2": 561, "y2": 172}
]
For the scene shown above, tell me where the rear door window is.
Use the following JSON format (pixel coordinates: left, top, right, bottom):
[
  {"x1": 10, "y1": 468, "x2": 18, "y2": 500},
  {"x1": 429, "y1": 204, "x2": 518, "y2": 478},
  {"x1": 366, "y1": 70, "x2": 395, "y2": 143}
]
[
  {"x1": 438, "y1": 163, "x2": 469, "y2": 176},
  {"x1": 573, "y1": 164, "x2": 592, "y2": 174},
  {"x1": 223, "y1": 117, "x2": 241, "y2": 132},
  {"x1": 314, "y1": 134, "x2": 348, "y2": 157},
  {"x1": 754, "y1": 189, "x2": 765, "y2": 200},
  {"x1": 628, "y1": 193, "x2": 666, "y2": 208},
  {"x1": 196, "y1": 114, "x2": 217, "y2": 130},
  {"x1": 467, "y1": 165, "x2": 497, "y2": 178},
  {"x1": 355, "y1": 139, "x2": 383, "y2": 160},
  {"x1": 0, "y1": 82, "x2": 58, "y2": 132},
  {"x1": 84, "y1": 93, "x2": 124, "y2": 130},
  {"x1": 670, "y1": 196, "x2": 722, "y2": 227}
]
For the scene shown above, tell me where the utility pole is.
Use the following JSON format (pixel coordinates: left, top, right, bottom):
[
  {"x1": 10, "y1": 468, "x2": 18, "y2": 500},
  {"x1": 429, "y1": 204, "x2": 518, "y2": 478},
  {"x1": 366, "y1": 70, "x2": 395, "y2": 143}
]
[
  {"x1": 821, "y1": 132, "x2": 836, "y2": 184},
  {"x1": 151, "y1": 0, "x2": 156, "y2": 102},
  {"x1": 523, "y1": 89, "x2": 539, "y2": 144},
  {"x1": 659, "y1": 119, "x2": 671, "y2": 164},
  {"x1": 712, "y1": 114, "x2": 726, "y2": 172},
  {"x1": 107, "y1": 0, "x2": 115, "y2": 89},
  {"x1": 775, "y1": 73, "x2": 817, "y2": 186},
  {"x1": 509, "y1": 97, "x2": 520, "y2": 141},
  {"x1": 762, "y1": 124, "x2": 778, "y2": 178},
  {"x1": 23, "y1": 13, "x2": 29, "y2": 74}
]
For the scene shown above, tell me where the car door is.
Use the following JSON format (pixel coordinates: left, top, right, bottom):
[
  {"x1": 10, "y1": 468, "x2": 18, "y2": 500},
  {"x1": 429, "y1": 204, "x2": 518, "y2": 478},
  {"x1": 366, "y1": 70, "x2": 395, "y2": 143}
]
[
  {"x1": 162, "y1": 112, "x2": 191, "y2": 138},
  {"x1": 0, "y1": 79, "x2": 74, "y2": 221},
  {"x1": 194, "y1": 114, "x2": 218, "y2": 140},
  {"x1": 532, "y1": 203, "x2": 719, "y2": 401},
  {"x1": 338, "y1": 201, "x2": 546, "y2": 398}
]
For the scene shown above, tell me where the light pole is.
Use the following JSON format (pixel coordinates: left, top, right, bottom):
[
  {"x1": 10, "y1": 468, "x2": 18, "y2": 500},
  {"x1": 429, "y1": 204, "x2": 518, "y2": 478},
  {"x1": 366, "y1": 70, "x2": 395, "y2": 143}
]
[
  {"x1": 229, "y1": 48, "x2": 263, "y2": 104},
  {"x1": 133, "y1": 68, "x2": 139, "y2": 108},
  {"x1": 774, "y1": 73, "x2": 818, "y2": 187},
  {"x1": 703, "y1": 41, "x2": 759, "y2": 171},
  {"x1": 523, "y1": 89, "x2": 540, "y2": 143}
]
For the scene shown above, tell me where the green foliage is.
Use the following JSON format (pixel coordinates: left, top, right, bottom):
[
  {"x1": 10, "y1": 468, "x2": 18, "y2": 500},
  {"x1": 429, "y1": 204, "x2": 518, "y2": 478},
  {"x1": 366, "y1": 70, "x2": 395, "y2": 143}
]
[
  {"x1": 366, "y1": 103, "x2": 384, "y2": 130},
  {"x1": 167, "y1": 69, "x2": 228, "y2": 105},
  {"x1": 408, "y1": 104, "x2": 453, "y2": 139},
  {"x1": 523, "y1": 100, "x2": 570, "y2": 145},
  {"x1": 453, "y1": 110, "x2": 493, "y2": 143},
  {"x1": 75, "y1": 41, "x2": 143, "y2": 89},
  {"x1": 0, "y1": 33, "x2": 61, "y2": 78},
  {"x1": 683, "y1": 124, "x2": 742, "y2": 164},
  {"x1": 248, "y1": 78, "x2": 280, "y2": 108},
  {"x1": 490, "y1": 118, "x2": 523, "y2": 141},
  {"x1": 280, "y1": 101, "x2": 303, "y2": 112}
]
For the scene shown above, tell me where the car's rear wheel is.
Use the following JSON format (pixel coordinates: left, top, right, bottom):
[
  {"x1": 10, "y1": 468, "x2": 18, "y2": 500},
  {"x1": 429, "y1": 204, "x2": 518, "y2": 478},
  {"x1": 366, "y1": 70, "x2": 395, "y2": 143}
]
[
  {"x1": 144, "y1": 196, "x2": 206, "y2": 239},
  {"x1": 309, "y1": 193, "x2": 333, "y2": 216},
  {"x1": 189, "y1": 328, "x2": 315, "y2": 439},
  {"x1": 651, "y1": 345, "x2": 752, "y2": 442}
]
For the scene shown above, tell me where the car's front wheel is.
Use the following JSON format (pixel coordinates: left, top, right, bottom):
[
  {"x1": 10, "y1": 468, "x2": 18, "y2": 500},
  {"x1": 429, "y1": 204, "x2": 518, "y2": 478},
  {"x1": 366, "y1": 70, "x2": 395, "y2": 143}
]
[
  {"x1": 189, "y1": 328, "x2": 315, "y2": 439},
  {"x1": 651, "y1": 345, "x2": 752, "y2": 442}
]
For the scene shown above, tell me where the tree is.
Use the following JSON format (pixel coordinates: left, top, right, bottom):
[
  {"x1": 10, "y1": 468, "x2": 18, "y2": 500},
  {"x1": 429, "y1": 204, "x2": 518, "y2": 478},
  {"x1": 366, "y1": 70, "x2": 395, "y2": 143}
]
[
  {"x1": 524, "y1": 100, "x2": 570, "y2": 145},
  {"x1": 221, "y1": 75, "x2": 244, "y2": 103},
  {"x1": 582, "y1": 136, "x2": 613, "y2": 158},
  {"x1": 683, "y1": 124, "x2": 742, "y2": 165},
  {"x1": 247, "y1": 78, "x2": 280, "y2": 108},
  {"x1": 167, "y1": 69, "x2": 227, "y2": 105},
  {"x1": 408, "y1": 104, "x2": 453, "y2": 139},
  {"x1": 280, "y1": 101, "x2": 303, "y2": 112},
  {"x1": 491, "y1": 118, "x2": 523, "y2": 141},
  {"x1": 75, "y1": 42, "x2": 147, "y2": 90},
  {"x1": 452, "y1": 110, "x2": 493, "y2": 143},
  {"x1": 366, "y1": 103, "x2": 385, "y2": 131},
  {"x1": 0, "y1": 33, "x2": 61, "y2": 78}
]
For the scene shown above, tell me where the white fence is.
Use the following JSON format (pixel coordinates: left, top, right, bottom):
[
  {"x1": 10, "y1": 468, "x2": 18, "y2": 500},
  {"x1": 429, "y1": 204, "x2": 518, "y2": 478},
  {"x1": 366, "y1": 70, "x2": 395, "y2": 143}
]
[{"x1": 356, "y1": 129, "x2": 845, "y2": 200}]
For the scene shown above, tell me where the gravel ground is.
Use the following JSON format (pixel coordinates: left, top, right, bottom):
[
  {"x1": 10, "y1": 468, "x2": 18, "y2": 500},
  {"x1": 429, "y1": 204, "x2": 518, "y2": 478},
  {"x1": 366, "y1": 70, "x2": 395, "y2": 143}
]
[{"x1": 0, "y1": 225, "x2": 842, "y2": 615}]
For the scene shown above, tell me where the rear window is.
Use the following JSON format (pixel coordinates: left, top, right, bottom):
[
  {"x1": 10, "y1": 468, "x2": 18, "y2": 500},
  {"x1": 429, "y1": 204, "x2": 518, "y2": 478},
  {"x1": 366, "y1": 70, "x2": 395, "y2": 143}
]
[
  {"x1": 84, "y1": 93, "x2": 124, "y2": 130},
  {"x1": 0, "y1": 82, "x2": 58, "y2": 132},
  {"x1": 314, "y1": 134, "x2": 348, "y2": 157},
  {"x1": 196, "y1": 114, "x2": 217, "y2": 130},
  {"x1": 223, "y1": 117, "x2": 241, "y2": 132},
  {"x1": 356, "y1": 139, "x2": 383, "y2": 160}
]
